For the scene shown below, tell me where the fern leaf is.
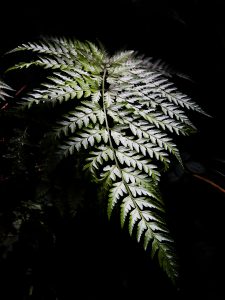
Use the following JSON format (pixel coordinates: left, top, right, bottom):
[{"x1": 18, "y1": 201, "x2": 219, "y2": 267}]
[
  {"x1": 8, "y1": 36, "x2": 209, "y2": 284},
  {"x1": 0, "y1": 79, "x2": 13, "y2": 101},
  {"x1": 116, "y1": 147, "x2": 160, "y2": 180},
  {"x1": 59, "y1": 127, "x2": 109, "y2": 156},
  {"x1": 107, "y1": 169, "x2": 178, "y2": 283},
  {"x1": 108, "y1": 181, "x2": 127, "y2": 218},
  {"x1": 55, "y1": 101, "x2": 104, "y2": 137},
  {"x1": 83, "y1": 145, "x2": 114, "y2": 177}
]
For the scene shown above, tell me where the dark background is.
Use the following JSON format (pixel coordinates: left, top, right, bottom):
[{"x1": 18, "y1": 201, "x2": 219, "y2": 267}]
[{"x1": 1, "y1": 0, "x2": 225, "y2": 299}]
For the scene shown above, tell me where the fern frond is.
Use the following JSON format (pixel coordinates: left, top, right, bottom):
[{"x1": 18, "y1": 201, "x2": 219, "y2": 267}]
[
  {"x1": 8, "y1": 36, "x2": 209, "y2": 284},
  {"x1": 116, "y1": 147, "x2": 160, "y2": 180},
  {"x1": 0, "y1": 79, "x2": 13, "y2": 101},
  {"x1": 55, "y1": 101, "x2": 105, "y2": 137},
  {"x1": 83, "y1": 145, "x2": 114, "y2": 178},
  {"x1": 59, "y1": 126, "x2": 109, "y2": 156},
  {"x1": 111, "y1": 129, "x2": 170, "y2": 167},
  {"x1": 107, "y1": 166, "x2": 178, "y2": 283}
]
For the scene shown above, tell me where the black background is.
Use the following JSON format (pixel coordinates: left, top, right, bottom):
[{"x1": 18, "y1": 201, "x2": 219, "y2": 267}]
[{"x1": 1, "y1": 0, "x2": 225, "y2": 299}]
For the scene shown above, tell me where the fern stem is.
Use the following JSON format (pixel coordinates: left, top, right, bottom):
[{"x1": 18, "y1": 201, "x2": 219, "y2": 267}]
[
  {"x1": 102, "y1": 68, "x2": 140, "y2": 208},
  {"x1": 15, "y1": 85, "x2": 27, "y2": 97},
  {"x1": 102, "y1": 68, "x2": 161, "y2": 245},
  {"x1": 102, "y1": 68, "x2": 113, "y2": 149},
  {"x1": 193, "y1": 174, "x2": 225, "y2": 194}
]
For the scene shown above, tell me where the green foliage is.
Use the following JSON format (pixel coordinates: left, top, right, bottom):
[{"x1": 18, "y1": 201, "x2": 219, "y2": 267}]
[
  {"x1": 0, "y1": 79, "x2": 13, "y2": 102},
  {"x1": 7, "y1": 36, "x2": 207, "y2": 284}
]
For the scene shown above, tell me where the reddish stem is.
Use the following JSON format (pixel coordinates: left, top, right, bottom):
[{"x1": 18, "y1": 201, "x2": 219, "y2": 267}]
[{"x1": 193, "y1": 174, "x2": 225, "y2": 194}]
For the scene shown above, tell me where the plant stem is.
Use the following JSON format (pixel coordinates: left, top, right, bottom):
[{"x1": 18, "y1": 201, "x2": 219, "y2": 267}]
[{"x1": 193, "y1": 173, "x2": 225, "y2": 194}]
